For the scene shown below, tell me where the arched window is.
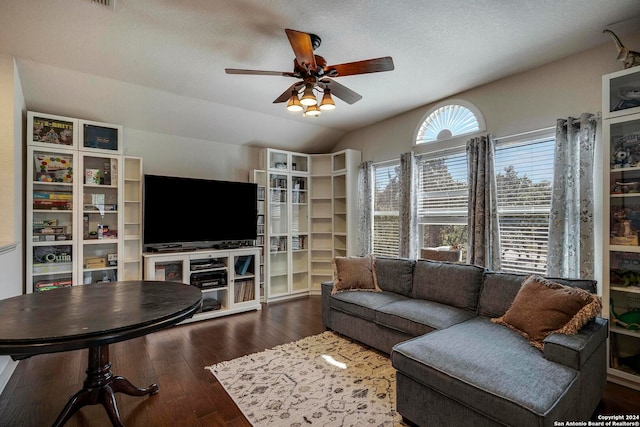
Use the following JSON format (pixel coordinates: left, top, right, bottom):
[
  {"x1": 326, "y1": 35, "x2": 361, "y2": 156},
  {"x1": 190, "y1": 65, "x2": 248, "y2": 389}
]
[{"x1": 415, "y1": 100, "x2": 485, "y2": 145}]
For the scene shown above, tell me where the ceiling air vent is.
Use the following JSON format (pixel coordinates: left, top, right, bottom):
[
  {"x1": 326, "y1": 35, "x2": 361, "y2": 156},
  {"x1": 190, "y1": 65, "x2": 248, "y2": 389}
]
[{"x1": 90, "y1": 0, "x2": 116, "y2": 11}]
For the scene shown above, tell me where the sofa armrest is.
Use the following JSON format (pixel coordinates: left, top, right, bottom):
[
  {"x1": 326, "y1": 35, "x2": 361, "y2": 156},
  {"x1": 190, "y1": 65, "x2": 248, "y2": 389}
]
[
  {"x1": 321, "y1": 281, "x2": 334, "y2": 329},
  {"x1": 543, "y1": 317, "x2": 608, "y2": 370}
]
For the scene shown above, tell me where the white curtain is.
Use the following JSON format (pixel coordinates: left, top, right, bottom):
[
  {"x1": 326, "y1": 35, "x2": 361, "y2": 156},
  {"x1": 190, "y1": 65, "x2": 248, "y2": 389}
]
[
  {"x1": 547, "y1": 113, "x2": 597, "y2": 279},
  {"x1": 357, "y1": 161, "x2": 373, "y2": 256},
  {"x1": 466, "y1": 135, "x2": 501, "y2": 270},
  {"x1": 399, "y1": 152, "x2": 418, "y2": 258}
]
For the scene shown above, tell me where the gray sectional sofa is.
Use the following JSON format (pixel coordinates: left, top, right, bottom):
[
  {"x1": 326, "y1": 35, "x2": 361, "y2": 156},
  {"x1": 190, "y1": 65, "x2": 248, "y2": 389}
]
[{"x1": 320, "y1": 256, "x2": 608, "y2": 427}]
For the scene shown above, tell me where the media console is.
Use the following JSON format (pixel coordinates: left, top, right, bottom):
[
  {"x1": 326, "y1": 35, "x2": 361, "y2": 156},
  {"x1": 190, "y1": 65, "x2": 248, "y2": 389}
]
[{"x1": 143, "y1": 247, "x2": 261, "y2": 323}]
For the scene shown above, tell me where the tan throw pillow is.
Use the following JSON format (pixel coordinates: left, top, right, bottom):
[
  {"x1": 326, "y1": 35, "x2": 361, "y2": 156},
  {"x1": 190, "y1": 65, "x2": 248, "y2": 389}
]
[
  {"x1": 331, "y1": 255, "x2": 380, "y2": 295},
  {"x1": 491, "y1": 275, "x2": 602, "y2": 350}
]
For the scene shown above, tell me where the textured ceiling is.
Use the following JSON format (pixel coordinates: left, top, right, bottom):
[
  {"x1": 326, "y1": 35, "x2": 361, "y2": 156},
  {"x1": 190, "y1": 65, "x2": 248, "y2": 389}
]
[{"x1": 1, "y1": 0, "x2": 639, "y2": 153}]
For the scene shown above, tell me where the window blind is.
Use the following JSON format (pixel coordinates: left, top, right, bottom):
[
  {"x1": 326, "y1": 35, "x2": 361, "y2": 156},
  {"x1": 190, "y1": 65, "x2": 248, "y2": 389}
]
[
  {"x1": 494, "y1": 137, "x2": 555, "y2": 274},
  {"x1": 372, "y1": 161, "x2": 400, "y2": 257},
  {"x1": 417, "y1": 151, "x2": 468, "y2": 222}
]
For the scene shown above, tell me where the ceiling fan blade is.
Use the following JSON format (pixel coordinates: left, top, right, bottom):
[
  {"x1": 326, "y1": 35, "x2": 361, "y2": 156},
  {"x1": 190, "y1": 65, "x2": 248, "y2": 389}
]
[
  {"x1": 273, "y1": 82, "x2": 304, "y2": 103},
  {"x1": 225, "y1": 68, "x2": 297, "y2": 77},
  {"x1": 285, "y1": 29, "x2": 317, "y2": 71},
  {"x1": 324, "y1": 79, "x2": 362, "y2": 105},
  {"x1": 327, "y1": 56, "x2": 394, "y2": 77}
]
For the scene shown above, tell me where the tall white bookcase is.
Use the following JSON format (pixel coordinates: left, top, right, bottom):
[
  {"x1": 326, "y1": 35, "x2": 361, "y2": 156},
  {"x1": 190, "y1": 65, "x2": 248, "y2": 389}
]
[
  {"x1": 255, "y1": 148, "x2": 361, "y2": 300},
  {"x1": 600, "y1": 66, "x2": 640, "y2": 390},
  {"x1": 26, "y1": 112, "x2": 132, "y2": 292},
  {"x1": 252, "y1": 169, "x2": 266, "y2": 300},
  {"x1": 122, "y1": 156, "x2": 143, "y2": 280},
  {"x1": 259, "y1": 148, "x2": 311, "y2": 301},
  {"x1": 309, "y1": 149, "x2": 361, "y2": 293}
]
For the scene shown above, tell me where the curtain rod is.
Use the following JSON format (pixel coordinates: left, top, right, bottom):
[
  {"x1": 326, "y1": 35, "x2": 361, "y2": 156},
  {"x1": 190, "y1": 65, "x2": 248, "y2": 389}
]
[{"x1": 560, "y1": 112, "x2": 601, "y2": 126}]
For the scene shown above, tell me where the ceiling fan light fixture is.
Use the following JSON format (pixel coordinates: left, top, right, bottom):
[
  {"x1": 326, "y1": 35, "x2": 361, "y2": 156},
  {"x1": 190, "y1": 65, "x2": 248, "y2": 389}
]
[
  {"x1": 319, "y1": 90, "x2": 336, "y2": 110},
  {"x1": 286, "y1": 92, "x2": 303, "y2": 112},
  {"x1": 300, "y1": 84, "x2": 317, "y2": 106},
  {"x1": 227, "y1": 29, "x2": 394, "y2": 118},
  {"x1": 304, "y1": 104, "x2": 321, "y2": 117}
]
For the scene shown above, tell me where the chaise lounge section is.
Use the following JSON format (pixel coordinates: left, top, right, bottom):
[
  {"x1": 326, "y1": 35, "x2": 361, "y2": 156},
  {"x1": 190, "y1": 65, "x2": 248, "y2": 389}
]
[{"x1": 320, "y1": 256, "x2": 607, "y2": 426}]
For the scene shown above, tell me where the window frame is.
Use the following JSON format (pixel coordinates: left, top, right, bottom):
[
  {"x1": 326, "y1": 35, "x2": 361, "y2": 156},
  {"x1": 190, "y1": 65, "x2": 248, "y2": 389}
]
[
  {"x1": 413, "y1": 99, "x2": 486, "y2": 148},
  {"x1": 416, "y1": 148, "x2": 469, "y2": 252}
]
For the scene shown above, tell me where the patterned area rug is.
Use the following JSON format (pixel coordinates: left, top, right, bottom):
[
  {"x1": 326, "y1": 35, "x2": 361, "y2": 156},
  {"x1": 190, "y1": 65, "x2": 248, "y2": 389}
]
[{"x1": 206, "y1": 331, "x2": 405, "y2": 426}]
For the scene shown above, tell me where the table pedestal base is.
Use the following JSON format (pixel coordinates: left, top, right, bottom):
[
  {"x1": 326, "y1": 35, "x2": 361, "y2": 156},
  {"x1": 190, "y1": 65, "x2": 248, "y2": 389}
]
[{"x1": 52, "y1": 345, "x2": 158, "y2": 427}]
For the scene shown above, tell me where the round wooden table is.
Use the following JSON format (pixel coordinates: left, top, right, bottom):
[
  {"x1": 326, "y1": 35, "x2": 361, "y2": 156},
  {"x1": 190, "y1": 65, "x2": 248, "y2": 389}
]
[{"x1": 0, "y1": 281, "x2": 202, "y2": 427}]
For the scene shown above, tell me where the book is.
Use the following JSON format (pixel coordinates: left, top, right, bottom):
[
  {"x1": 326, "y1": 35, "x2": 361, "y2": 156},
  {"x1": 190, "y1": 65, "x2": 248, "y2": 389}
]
[
  {"x1": 33, "y1": 191, "x2": 73, "y2": 200},
  {"x1": 235, "y1": 256, "x2": 253, "y2": 275},
  {"x1": 35, "y1": 278, "x2": 72, "y2": 292},
  {"x1": 33, "y1": 200, "x2": 72, "y2": 210}
]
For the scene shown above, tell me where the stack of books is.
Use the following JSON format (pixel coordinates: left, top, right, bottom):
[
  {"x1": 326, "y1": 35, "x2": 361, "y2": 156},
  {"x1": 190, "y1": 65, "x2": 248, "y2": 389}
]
[{"x1": 33, "y1": 191, "x2": 72, "y2": 210}]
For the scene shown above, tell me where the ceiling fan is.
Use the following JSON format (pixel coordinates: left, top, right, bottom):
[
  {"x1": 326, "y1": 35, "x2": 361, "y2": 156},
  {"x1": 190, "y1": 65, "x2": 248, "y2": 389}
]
[{"x1": 225, "y1": 29, "x2": 394, "y2": 116}]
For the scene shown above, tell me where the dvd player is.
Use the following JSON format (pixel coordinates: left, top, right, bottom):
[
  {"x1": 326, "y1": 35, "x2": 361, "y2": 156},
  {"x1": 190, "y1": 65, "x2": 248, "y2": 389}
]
[{"x1": 190, "y1": 270, "x2": 227, "y2": 289}]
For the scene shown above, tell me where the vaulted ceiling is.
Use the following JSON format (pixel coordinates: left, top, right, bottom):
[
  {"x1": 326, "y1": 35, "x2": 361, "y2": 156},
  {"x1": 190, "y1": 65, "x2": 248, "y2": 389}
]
[{"x1": 1, "y1": 0, "x2": 639, "y2": 153}]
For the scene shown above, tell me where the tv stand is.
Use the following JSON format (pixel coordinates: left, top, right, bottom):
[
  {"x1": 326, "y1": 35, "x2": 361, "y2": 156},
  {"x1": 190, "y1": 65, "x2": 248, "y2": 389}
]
[{"x1": 142, "y1": 247, "x2": 261, "y2": 323}]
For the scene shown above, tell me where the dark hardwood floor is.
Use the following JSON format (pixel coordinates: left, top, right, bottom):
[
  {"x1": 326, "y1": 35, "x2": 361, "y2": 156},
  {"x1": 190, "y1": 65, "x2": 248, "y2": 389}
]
[{"x1": 0, "y1": 296, "x2": 638, "y2": 426}]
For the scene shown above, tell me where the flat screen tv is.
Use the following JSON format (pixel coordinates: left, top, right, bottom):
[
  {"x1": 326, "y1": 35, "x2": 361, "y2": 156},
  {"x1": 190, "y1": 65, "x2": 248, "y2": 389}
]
[{"x1": 143, "y1": 174, "x2": 257, "y2": 246}]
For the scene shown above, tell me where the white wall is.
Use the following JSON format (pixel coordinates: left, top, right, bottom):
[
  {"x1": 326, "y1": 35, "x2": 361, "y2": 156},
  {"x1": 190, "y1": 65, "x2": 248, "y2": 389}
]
[
  {"x1": 0, "y1": 54, "x2": 25, "y2": 396},
  {"x1": 333, "y1": 31, "x2": 640, "y2": 162},
  {"x1": 0, "y1": 55, "x2": 24, "y2": 298},
  {"x1": 124, "y1": 128, "x2": 261, "y2": 183}
]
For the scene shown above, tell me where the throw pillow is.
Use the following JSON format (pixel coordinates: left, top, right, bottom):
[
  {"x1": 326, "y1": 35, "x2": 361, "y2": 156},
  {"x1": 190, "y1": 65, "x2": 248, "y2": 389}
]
[
  {"x1": 331, "y1": 255, "x2": 380, "y2": 295},
  {"x1": 491, "y1": 275, "x2": 602, "y2": 350}
]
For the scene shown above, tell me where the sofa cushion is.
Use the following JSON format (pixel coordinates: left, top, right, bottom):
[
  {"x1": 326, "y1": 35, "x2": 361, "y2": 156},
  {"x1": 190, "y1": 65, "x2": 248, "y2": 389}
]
[
  {"x1": 478, "y1": 271, "x2": 598, "y2": 318},
  {"x1": 374, "y1": 256, "x2": 415, "y2": 297},
  {"x1": 412, "y1": 259, "x2": 484, "y2": 312},
  {"x1": 491, "y1": 275, "x2": 602, "y2": 350},
  {"x1": 330, "y1": 290, "x2": 409, "y2": 322},
  {"x1": 376, "y1": 299, "x2": 476, "y2": 337},
  {"x1": 391, "y1": 317, "x2": 580, "y2": 426},
  {"x1": 331, "y1": 255, "x2": 380, "y2": 295}
]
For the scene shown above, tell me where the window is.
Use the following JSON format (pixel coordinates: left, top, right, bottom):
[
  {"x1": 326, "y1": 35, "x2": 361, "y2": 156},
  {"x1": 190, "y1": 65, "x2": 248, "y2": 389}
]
[
  {"x1": 415, "y1": 100, "x2": 485, "y2": 145},
  {"x1": 494, "y1": 135, "x2": 555, "y2": 274},
  {"x1": 372, "y1": 161, "x2": 400, "y2": 257},
  {"x1": 417, "y1": 151, "x2": 468, "y2": 257}
]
